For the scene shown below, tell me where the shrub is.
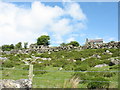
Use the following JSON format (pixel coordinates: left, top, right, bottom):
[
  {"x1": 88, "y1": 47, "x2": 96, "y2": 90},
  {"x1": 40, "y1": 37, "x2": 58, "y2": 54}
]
[
  {"x1": 2, "y1": 60, "x2": 14, "y2": 68},
  {"x1": 109, "y1": 65, "x2": 119, "y2": 69},
  {"x1": 95, "y1": 48, "x2": 106, "y2": 53},
  {"x1": 73, "y1": 72, "x2": 90, "y2": 83},
  {"x1": 101, "y1": 54, "x2": 112, "y2": 60},
  {"x1": 34, "y1": 70, "x2": 47, "y2": 75},
  {"x1": 63, "y1": 64, "x2": 75, "y2": 70},
  {"x1": 87, "y1": 77, "x2": 109, "y2": 89},
  {"x1": 33, "y1": 63, "x2": 47, "y2": 75},
  {"x1": 74, "y1": 64, "x2": 90, "y2": 71},
  {"x1": 81, "y1": 58, "x2": 102, "y2": 67},
  {"x1": 22, "y1": 65, "x2": 29, "y2": 70},
  {"x1": 52, "y1": 59, "x2": 68, "y2": 67},
  {"x1": 102, "y1": 72, "x2": 116, "y2": 77},
  {"x1": 112, "y1": 51, "x2": 120, "y2": 57}
]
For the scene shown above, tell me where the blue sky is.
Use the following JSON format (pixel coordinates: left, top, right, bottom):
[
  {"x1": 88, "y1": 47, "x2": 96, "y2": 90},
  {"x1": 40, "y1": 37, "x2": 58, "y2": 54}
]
[{"x1": 0, "y1": 1, "x2": 118, "y2": 46}]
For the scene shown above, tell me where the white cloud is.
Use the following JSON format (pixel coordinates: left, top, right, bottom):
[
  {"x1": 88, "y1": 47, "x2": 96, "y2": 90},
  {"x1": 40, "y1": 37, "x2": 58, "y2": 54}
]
[
  {"x1": 0, "y1": 1, "x2": 87, "y2": 46},
  {"x1": 66, "y1": 37, "x2": 75, "y2": 43},
  {"x1": 64, "y1": 3, "x2": 86, "y2": 21}
]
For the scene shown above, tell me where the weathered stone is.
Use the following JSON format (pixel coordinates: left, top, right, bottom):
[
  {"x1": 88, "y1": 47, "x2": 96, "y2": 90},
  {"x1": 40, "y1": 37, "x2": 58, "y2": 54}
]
[
  {"x1": 81, "y1": 58, "x2": 86, "y2": 61},
  {"x1": 1, "y1": 41, "x2": 119, "y2": 54},
  {"x1": 94, "y1": 64, "x2": 108, "y2": 68},
  {"x1": 109, "y1": 57, "x2": 120, "y2": 65},
  {"x1": 58, "y1": 67, "x2": 63, "y2": 70},
  {"x1": 0, "y1": 79, "x2": 32, "y2": 89},
  {"x1": 0, "y1": 57, "x2": 7, "y2": 61},
  {"x1": 106, "y1": 50, "x2": 110, "y2": 53}
]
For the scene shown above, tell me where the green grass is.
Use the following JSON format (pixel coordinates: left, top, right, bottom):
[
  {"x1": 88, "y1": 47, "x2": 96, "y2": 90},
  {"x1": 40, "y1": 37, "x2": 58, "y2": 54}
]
[
  {"x1": 2, "y1": 65, "x2": 118, "y2": 88},
  {"x1": 33, "y1": 66, "x2": 74, "y2": 88},
  {"x1": 1, "y1": 48, "x2": 119, "y2": 88}
]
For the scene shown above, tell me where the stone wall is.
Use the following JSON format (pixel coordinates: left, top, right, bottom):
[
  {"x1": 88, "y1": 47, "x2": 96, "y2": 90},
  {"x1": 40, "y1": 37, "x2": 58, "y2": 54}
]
[
  {"x1": 83, "y1": 41, "x2": 119, "y2": 49},
  {"x1": 2, "y1": 41, "x2": 119, "y2": 54}
]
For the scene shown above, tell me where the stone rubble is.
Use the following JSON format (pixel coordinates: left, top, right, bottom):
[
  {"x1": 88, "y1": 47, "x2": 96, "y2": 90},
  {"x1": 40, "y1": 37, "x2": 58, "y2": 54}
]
[
  {"x1": 1, "y1": 41, "x2": 119, "y2": 55},
  {"x1": 91, "y1": 54, "x2": 101, "y2": 59},
  {"x1": 0, "y1": 79, "x2": 32, "y2": 89},
  {"x1": 108, "y1": 57, "x2": 120, "y2": 65}
]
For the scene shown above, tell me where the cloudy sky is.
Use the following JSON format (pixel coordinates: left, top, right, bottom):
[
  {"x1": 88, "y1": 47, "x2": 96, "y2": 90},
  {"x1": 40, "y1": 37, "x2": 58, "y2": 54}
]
[{"x1": 0, "y1": 1, "x2": 118, "y2": 46}]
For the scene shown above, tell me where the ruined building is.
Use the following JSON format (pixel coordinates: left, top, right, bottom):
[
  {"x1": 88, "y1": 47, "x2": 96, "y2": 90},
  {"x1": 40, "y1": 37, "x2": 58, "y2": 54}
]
[{"x1": 85, "y1": 38, "x2": 103, "y2": 45}]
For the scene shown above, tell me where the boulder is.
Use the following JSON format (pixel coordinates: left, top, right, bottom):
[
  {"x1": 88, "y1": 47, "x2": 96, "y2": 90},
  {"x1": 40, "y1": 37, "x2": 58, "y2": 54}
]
[
  {"x1": 109, "y1": 57, "x2": 120, "y2": 65},
  {"x1": 81, "y1": 58, "x2": 86, "y2": 61},
  {"x1": 106, "y1": 50, "x2": 110, "y2": 53},
  {"x1": 92, "y1": 54, "x2": 101, "y2": 59},
  {"x1": 94, "y1": 64, "x2": 108, "y2": 68},
  {"x1": 58, "y1": 67, "x2": 63, "y2": 70},
  {"x1": 0, "y1": 79, "x2": 32, "y2": 89}
]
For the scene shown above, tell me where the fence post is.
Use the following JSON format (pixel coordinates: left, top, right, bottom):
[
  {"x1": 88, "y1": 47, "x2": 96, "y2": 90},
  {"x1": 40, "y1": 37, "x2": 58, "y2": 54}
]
[{"x1": 28, "y1": 64, "x2": 33, "y2": 86}]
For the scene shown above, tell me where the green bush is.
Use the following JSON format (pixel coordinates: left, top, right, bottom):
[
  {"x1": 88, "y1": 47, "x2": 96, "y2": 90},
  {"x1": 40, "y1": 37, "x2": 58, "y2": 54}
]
[
  {"x1": 102, "y1": 72, "x2": 116, "y2": 77},
  {"x1": 2, "y1": 60, "x2": 14, "y2": 68},
  {"x1": 22, "y1": 65, "x2": 29, "y2": 70},
  {"x1": 95, "y1": 48, "x2": 106, "y2": 53},
  {"x1": 74, "y1": 72, "x2": 90, "y2": 83},
  {"x1": 74, "y1": 64, "x2": 90, "y2": 71},
  {"x1": 63, "y1": 64, "x2": 75, "y2": 70},
  {"x1": 112, "y1": 51, "x2": 120, "y2": 57},
  {"x1": 33, "y1": 63, "x2": 47, "y2": 75},
  {"x1": 87, "y1": 77, "x2": 109, "y2": 89},
  {"x1": 109, "y1": 65, "x2": 119, "y2": 69},
  {"x1": 101, "y1": 54, "x2": 112, "y2": 60},
  {"x1": 81, "y1": 58, "x2": 102, "y2": 67},
  {"x1": 52, "y1": 59, "x2": 68, "y2": 67},
  {"x1": 34, "y1": 70, "x2": 47, "y2": 75}
]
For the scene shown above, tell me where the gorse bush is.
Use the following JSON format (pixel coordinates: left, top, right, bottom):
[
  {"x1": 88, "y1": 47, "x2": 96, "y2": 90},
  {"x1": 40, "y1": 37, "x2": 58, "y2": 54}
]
[
  {"x1": 87, "y1": 77, "x2": 109, "y2": 89},
  {"x1": 2, "y1": 60, "x2": 14, "y2": 68},
  {"x1": 74, "y1": 64, "x2": 90, "y2": 71},
  {"x1": 63, "y1": 64, "x2": 75, "y2": 70},
  {"x1": 1, "y1": 48, "x2": 119, "y2": 88},
  {"x1": 33, "y1": 63, "x2": 47, "y2": 75},
  {"x1": 109, "y1": 65, "x2": 119, "y2": 69}
]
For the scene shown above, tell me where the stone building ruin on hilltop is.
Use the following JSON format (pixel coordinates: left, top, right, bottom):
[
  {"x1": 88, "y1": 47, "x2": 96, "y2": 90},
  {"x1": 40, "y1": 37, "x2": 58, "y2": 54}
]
[{"x1": 85, "y1": 38, "x2": 103, "y2": 45}]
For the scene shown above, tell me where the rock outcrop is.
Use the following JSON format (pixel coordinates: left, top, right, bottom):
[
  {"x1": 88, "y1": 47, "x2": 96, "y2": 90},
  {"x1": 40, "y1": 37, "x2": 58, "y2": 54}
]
[
  {"x1": 1, "y1": 41, "x2": 119, "y2": 55},
  {"x1": 0, "y1": 79, "x2": 32, "y2": 89}
]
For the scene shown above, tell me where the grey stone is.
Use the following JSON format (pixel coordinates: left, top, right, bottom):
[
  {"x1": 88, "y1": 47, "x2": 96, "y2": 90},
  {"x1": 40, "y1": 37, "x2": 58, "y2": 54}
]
[
  {"x1": 0, "y1": 79, "x2": 32, "y2": 89},
  {"x1": 94, "y1": 64, "x2": 108, "y2": 68}
]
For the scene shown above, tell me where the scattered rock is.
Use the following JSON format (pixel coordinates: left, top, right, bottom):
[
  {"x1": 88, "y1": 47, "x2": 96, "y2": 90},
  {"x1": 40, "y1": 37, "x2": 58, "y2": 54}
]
[
  {"x1": 1, "y1": 41, "x2": 119, "y2": 54},
  {"x1": 81, "y1": 58, "x2": 86, "y2": 61},
  {"x1": 109, "y1": 57, "x2": 120, "y2": 65},
  {"x1": 106, "y1": 50, "x2": 110, "y2": 53},
  {"x1": 92, "y1": 54, "x2": 101, "y2": 59},
  {"x1": 41, "y1": 58, "x2": 51, "y2": 61},
  {"x1": 0, "y1": 57, "x2": 8, "y2": 61},
  {"x1": 58, "y1": 67, "x2": 63, "y2": 70},
  {"x1": 73, "y1": 60, "x2": 76, "y2": 62},
  {"x1": 0, "y1": 79, "x2": 32, "y2": 89},
  {"x1": 94, "y1": 64, "x2": 108, "y2": 68}
]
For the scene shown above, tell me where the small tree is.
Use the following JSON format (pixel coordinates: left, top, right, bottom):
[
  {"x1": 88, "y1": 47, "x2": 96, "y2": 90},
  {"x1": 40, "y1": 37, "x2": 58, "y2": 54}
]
[
  {"x1": 15, "y1": 42, "x2": 22, "y2": 49},
  {"x1": 10, "y1": 44, "x2": 14, "y2": 49},
  {"x1": 109, "y1": 41, "x2": 115, "y2": 43},
  {"x1": 37, "y1": 35, "x2": 50, "y2": 46},
  {"x1": 1, "y1": 45, "x2": 11, "y2": 51},
  {"x1": 24, "y1": 42, "x2": 28, "y2": 49},
  {"x1": 68, "y1": 41, "x2": 79, "y2": 47},
  {"x1": 60, "y1": 43, "x2": 67, "y2": 46}
]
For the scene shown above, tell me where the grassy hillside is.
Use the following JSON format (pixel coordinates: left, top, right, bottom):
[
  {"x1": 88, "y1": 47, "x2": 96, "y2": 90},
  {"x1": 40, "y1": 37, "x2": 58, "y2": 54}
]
[{"x1": 1, "y1": 48, "x2": 119, "y2": 88}]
